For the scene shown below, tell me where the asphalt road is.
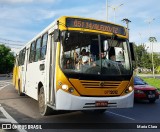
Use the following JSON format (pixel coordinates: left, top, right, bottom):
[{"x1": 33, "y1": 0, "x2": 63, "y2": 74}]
[{"x1": 0, "y1": 77, "x2": 160, "y2": 132}]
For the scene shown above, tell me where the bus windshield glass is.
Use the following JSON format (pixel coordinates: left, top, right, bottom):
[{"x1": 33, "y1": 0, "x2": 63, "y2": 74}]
[{"x1": 60, "y1": 31, "x2": 132, "y2": 76}]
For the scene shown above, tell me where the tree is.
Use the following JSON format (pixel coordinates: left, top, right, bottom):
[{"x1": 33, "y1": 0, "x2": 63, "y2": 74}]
[
  {"x1": 134, "y1": 44, "x2": 151, "y2": 68},
  {"x1": 134, "y1": 40, "x2": 160, "y2": 74},
  {"x1": 153, "y1": 53, "x2": 160, "y2": 70},
  {"x1": 0, "y1": 44, "x2": 15, "y2": 74}
]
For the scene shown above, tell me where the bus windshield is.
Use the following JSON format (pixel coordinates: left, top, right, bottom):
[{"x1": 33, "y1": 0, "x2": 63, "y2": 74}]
[{"x1": 60, "y1": 31, "x2": 132, "y2": 76}]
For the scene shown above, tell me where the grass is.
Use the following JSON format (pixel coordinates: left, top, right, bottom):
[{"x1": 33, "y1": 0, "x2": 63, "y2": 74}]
[{"x1": 141, "y1": 77, "x2": 160, "y2": 90}]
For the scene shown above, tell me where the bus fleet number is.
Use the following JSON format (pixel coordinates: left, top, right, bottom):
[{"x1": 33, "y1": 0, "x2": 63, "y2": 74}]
[{"x1": 104, "y1": 90, "x2": 118, "y2": 95}]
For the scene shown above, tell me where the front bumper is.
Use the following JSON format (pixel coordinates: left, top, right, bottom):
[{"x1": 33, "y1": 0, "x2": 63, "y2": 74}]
[{"x1": 55, "y1": 89, "x2": 134, "y2": 110}]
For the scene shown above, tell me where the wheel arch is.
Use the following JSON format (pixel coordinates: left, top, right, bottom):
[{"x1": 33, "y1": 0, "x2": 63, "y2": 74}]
[{"x1": 38, "y1": 81, "x2": 43, "y2": 97}]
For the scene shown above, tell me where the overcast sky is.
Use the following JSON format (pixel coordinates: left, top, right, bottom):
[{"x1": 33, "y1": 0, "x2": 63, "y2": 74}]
[{"x1": 0, "y1": 0, "x2": 159, "y2": 53}]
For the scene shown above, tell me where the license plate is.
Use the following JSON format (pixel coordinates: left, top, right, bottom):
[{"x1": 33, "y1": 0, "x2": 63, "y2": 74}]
[
  {"x1": 148, "y1": 94, "x2": 155, "y2": 98},
  {"x1": 95, "y1": 101, "x2": 108, "y2": 107}
]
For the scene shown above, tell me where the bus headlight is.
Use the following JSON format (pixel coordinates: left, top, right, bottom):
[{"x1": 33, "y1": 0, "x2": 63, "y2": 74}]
[
  {"x1": 129, "y1": 86, "x2": 133, "y2": 91},
  {"x1": 62, "y1": 84, "x2": 69, "y2": 90},
  {"x1": 125, "y1": 86, "x2": 133, "y2": 93}
]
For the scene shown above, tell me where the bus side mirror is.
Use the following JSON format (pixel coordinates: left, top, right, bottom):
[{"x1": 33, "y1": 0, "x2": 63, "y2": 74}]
[
  {"x1": 53, "y1": 29, "x2": 60, "y2": 42},
  {"x1": 129, "y1": 42, "x2": 135, "y2": 61}
]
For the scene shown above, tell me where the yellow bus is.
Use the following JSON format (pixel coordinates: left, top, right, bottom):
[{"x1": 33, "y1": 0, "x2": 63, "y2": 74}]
[{"x1": 13, "y1": 16, "x2": 135, "y2": 115}]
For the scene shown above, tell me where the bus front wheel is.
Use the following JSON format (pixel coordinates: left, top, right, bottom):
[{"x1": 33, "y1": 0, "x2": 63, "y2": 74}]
[{"x1": 38, "y1": 87, "x2": 53, "y2": 116}]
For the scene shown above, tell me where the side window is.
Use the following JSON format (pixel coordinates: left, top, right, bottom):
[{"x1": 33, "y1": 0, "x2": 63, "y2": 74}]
[
  {"x1": 18, "y1": 48, "x2": 26, "y2": 66},
  {"x1": 41, "y1": 33, "x2": 48, "y2": 60},
  {"x1": 17, "y1": 56, "x2": 20, "y2": 66},
  {"x1": 29, "y1": 42, "x2": 36, "y2": 63},
  {"x1": 35, "y1": 37, "x2": 41, "y2": 62},
  {"x1": 15, "y1": 55, "x2": 18, "y2": 66},
  {"x1": 21, "y1": 48, "x2": 26, "y2": 65},
  {"x1": 18, "y1": 51, "x2": 22, "y2": 66}
]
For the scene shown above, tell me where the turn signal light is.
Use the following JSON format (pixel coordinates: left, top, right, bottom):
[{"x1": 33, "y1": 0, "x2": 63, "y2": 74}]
[{"x1": 68, "y1": 87, "x2": 74, "y2": 93}]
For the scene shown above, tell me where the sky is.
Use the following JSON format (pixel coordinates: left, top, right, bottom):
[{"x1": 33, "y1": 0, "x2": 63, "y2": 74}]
[{"x1": 0, "y1": 0, "x2": 160, "y2": 53}]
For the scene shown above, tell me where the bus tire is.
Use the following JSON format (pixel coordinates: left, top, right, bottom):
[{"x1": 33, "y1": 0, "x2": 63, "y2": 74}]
[
  {"x1": 18, "y1": 80, "x2": 25, "y2": 96},
  {"x1": 38, "y1": 87, "x2": 53, "y2": 116}
]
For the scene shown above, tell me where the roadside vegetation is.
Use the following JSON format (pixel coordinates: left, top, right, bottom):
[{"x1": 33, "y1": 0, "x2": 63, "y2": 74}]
[
  {"x1": 0, "y1": 44, "x2": 15, "y2": 74},
  {"x1": 134, "y1": 40, "x2": 160, "y2": 74},
  {"x1": 141, "y1": 77, "x2": 160, "y2": 90}
]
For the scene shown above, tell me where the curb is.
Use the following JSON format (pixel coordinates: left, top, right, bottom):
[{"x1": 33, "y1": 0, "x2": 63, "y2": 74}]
[{"x1": 0, "y1": 74, "x2": 11, "y2": 77}]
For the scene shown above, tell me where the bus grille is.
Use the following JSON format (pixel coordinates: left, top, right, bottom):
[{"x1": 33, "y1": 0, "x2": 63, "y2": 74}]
[{"x1": 80, "y1": 80, "x2": 121, "y2": 89}]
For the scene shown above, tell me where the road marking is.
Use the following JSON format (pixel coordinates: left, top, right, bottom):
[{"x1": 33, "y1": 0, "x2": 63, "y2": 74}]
[
  {"x1": 0, "y1": 84, "x2": 11, "y2": 91},
  {"x1": 0, "y1": 80, "x2": 12, "y2": 91},
  {"x1": 106, "y1": 111, "x2": 135, "y2": 121},
  {"x1": 0, "y1": 104, "x2": 27, "y2": 132},
  {"x1": 0, "y1": 81, "x2": 12, "y2": 84},
  {"x1": 0, "y1": 84, "x2": 26, "y2": 132}
]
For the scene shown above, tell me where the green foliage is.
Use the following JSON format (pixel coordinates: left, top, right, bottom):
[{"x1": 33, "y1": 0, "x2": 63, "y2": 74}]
[
  {"x1": 142, "y1": 77, "x2": 160, "y2": 90},
  {"x1": 0, "y1": 44, "x2": 15, "y2": 74},
  {"x1": 134, "y1": 44, "x2": 151, "y2": 68},
  {"x1": 149, "y1": 37, "x2": 157, "y2": 43},
  {"x1": 155, "y1": 66, "x2": 160, "y2": 74},
  {"x1": 134, "y1": 42, "x2": 160, "y2": 72}
]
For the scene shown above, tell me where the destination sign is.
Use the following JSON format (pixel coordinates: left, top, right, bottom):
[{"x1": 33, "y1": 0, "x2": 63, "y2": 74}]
[{"x1": 66, "y1": 18, "x2": 126, "y2": 36}]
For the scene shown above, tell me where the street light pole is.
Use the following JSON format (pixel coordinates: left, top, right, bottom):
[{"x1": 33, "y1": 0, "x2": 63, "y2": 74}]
[
  {"x1": 109, "y1": 4, "x2": 123, "y2": 23},
  {"x1": 146, "y1": 18, "x2": 155, "y2": 52},
  {"x1": 106, "y1": 0, "x2": 109, "y2": 21},
  {"x1": 147, "y1": 18, "x2": 155, "y2": 78},
  {"x1": 149, "y1": 37, "x2": 157, "y2": 78},
  {"x1": 148, "y1": 18, "x2": 155, "y2": 35},
  {"x1": 139, "y1": 33, "x2": 142, "y2": 46},
  {"x1": 152, "y1": 40, "x2": 154, "y2": 78}
]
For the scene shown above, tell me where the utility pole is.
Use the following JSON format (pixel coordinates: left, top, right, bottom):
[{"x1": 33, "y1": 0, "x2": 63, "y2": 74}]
[
  {"x1": 122, "y1": 18, "x2": 131, "y2": 29},
  {"x1": 122, "y1": 18, "x2": 131, "y2": 39}
]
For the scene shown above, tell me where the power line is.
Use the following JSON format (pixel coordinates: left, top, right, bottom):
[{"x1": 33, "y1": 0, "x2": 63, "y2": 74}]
[
  {"x1": 0, "y1": 37, "x2": 25, "y2": 43},
  {"x1": 0, "y1": 42, "x2": 24, "y2": 46},
  {"x1": 11, "y1": 47, "x2": 21, "y2": 49}
]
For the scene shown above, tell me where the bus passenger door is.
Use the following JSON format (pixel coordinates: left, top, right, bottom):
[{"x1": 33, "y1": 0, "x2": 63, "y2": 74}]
[
  {"x1": 49, "y1": 34, "x2": 56, "y2": 106},
  {"x1": 22, "y1": 48, "x2": 29, "y2": 93},
  {"x1": 20, "y1": 48, "x2": 27, "y2": 94}
]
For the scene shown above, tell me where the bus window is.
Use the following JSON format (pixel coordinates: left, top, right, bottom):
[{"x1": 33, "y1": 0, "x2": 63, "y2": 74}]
[
  {"x1": 35, "y1": 37, "x2": 41, "y2": 62},
  {"x1": 29, "y1": 42, "x2": 36, "y2": 63},
  {"x1": 18, "y1": 48, "x2": 26, "y2": 66},
  {"x1": 41, "y1": 33, "x2": 48, "y2": 60}
]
